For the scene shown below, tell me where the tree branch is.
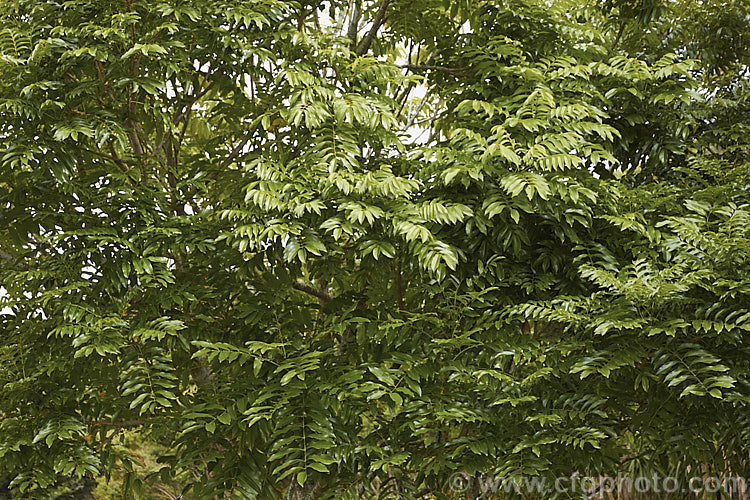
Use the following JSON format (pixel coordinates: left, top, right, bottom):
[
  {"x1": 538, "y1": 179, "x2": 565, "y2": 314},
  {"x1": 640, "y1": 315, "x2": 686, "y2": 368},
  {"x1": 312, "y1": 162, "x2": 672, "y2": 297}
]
[
  {"x1": 356, "y1": 0, "x2": 390, "y2": 56},
  {"x1": 609, "y1": 20, "x2": 627, "y2": 55},
  {"x1": 94, "y1": 61, "x2": 117, "y2": 103},
  {"x1": 346, "y1": 0, "x2": 362, "y2": 49},
  {"x1": 0, "y1": 247, "x2": 29, "y2": 271},
  {"x1": 145, "y1": 79, "x2": 214, "y2": 168},
  {"x1": 396, "y1": 48, "x2": 439, "y2": 117},
  {"x1": 125, "y1": 119, "x2": 145, "y2": 156},
  {"x1": 291, "y1": 281, "x2": 332, "y2": 303},
  {"x1": 217, "y1": 137, "x2": 251, "y2": 172},
  {"x1": 402, "y1": 64, "x2": 470, "y2": 75},
  {"x1": 395, "y1": 250, "x2": 403, "y2": 311},
  {"x1": 405, "y1": 94, "x2": 430, "y2": 129},
  {"x1": 77, "y1": 146, "x2": 128, "y2": 172},
  {"x1": 86, "y1": 419, "x2": 144, "y2": 428}
]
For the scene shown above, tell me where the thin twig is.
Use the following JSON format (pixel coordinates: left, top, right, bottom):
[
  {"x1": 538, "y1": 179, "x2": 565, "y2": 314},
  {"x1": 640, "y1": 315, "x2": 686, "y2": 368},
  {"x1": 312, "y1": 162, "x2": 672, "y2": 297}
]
[
  {"x1": 78, "y1": 146, "x2": 128, "y2": 172},
  {"x1": 405, "y1": 95, "x2": 430, "y2": 129},
  {"x1": 85, "y1": 419, "x2": 144, "y2": 427}
]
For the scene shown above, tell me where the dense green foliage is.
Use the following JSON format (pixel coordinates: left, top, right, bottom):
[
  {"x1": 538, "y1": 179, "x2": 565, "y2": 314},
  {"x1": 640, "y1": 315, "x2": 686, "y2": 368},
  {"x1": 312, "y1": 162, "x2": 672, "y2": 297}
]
[{"x1": 0, "y1": 0, "x2": 748, "y2": 498}]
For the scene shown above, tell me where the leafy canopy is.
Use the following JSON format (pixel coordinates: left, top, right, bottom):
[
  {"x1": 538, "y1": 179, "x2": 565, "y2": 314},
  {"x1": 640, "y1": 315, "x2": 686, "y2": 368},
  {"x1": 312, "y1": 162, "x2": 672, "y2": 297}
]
[{"x1": 0, "y1": 0, "x2": 749, "y2": 498}]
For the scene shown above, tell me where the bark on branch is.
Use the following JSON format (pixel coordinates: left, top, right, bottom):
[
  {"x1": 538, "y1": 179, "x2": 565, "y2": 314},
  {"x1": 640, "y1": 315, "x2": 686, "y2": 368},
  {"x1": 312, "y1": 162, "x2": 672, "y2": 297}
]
[
  {"x1": 94, "y1": 61, "x2": 117, "y2": 103},
  {"x1": 347, "y1": 0, "x2": 362, "y2": 49},
  {"x1": 291, "y1": 281, "x2": 332, "y2": 303},
  {"x1": 356, "y1": 0, "x2": 390, "y2": 56}
]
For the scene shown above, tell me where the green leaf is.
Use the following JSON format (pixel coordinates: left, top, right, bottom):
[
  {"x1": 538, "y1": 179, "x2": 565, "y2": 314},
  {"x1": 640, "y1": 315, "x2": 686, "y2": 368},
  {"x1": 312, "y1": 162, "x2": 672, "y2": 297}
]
[{"x1": 296, "y1": 470, "x2": 307, "y2": 487}]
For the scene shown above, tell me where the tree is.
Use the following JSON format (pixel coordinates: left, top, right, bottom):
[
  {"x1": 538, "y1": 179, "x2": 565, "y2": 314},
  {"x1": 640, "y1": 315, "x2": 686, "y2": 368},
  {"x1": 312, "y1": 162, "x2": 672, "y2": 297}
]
[{"x1": 1, "y1": 0, "x2": 748, "y2": 498}]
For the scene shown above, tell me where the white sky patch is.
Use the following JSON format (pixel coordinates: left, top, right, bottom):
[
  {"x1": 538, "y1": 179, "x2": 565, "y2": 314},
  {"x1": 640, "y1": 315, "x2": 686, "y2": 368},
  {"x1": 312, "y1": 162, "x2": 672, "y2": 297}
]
[{"x1": 0, "y1": 286, "x2": 14, "y2": 315}]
